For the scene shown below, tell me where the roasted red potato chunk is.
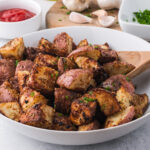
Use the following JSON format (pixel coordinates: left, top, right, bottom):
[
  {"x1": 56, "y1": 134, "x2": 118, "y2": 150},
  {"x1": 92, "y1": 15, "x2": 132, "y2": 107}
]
[
  {"x1": 0, "y1": 38, "x2": 25, "y2": 60},
  {"x1": 101, "y1": 74, "x2": 135, "y2": 94},
  {"x1": 52, "y1": 112, "x2": 77, "y2": 131},
  {"x1": 38, "y1": 38, "x2": 53, "y2": 54},
  {"x1": 0, "y1": 80, "x2": 19, "y2": 103},
  {"x1": 70, "y1": 99, "x2": 97, "y2": 126},
  {"x1": 53, "y1": 32, "x2": 73, "y2": 57},
  {"x1": 0, "y1": 102, "x2": 21, "y2": 121},
  {"x1": 58, "y1": 57, "x2": 76, "y2": 74},
  {"x1": 78, "y1": 120, "x2": 100, "y2": 131},
  {"x1": 105, "y1": 106, "x2": 135, "y2": 128},
  {"x1": 34, "y1": 53, "x2": 58, "y2": 69},
  {"x1": 77, "y1": 39, "x2": 89, "y2": 48},
  {"x1": 57, "y1": 69, "x2": 95, "y2": 92},
  {"x1": 103, "y1": 61, "x2": 135, "y2": 76},
  {"x1": 54, "y1": 88, "x2": 81, "y2": 114},
  {"x1": 27, "y1": 65, "x2": 59, "y2": 95},
  {"x1": 20, "y1": 87, "x2": 48, "y2": 112},
  {"x1": 68, "y1": 46, "x2": 101, "y2": 61},
  {"x1": 92, "y1": 88, "x2": 120, "y2": 116},
  {"x1": 0, "y1": 59, "x2": 16, "y2": 85},
  {"x1": 19, "y1": 103, "x2": 54, "y2": 129}
]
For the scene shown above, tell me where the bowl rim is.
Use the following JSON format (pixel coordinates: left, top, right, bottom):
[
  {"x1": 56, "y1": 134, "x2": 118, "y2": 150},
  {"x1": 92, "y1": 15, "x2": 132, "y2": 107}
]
[{"x1": 0, "y1": 0, "x2": 41, "y2": 24}]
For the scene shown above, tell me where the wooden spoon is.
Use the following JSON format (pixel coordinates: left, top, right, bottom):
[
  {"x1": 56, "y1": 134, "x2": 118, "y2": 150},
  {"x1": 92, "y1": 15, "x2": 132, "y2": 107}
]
[{"x1": 117, "y1": 51, "x2": 150, "y2": 78}]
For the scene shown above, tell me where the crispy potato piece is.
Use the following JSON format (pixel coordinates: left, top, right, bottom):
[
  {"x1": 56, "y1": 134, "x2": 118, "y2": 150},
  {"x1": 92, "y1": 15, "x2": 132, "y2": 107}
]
[
  {"x1": 101, "y1": 74, "x2": 135, "y2": 94},
  {"x1": 19, "y1": 103, "x2": 54, "y2": 129},
  {"x1": 105, "y1": 106, "x2": 135, "y2": 128},
  {"x1": 91, "y1": 88, "x2": 120, "y2": 116},
  {"x1": 131, "y1": 94, "x2": 148, "y2": 119},
  {"x1": 0, "y1": 80, "x2": 19, "y2": 103},
  {"x1": 38, "y1": 38, "x2": 53, "y2": 54},
  {"x1": 54, "y1": 88, "x2": 81, "y2": 114},
  {"x1": 15, "y1": 60, "x2": 34, "y2": 76},
  {"x1": 27, "y1": 65, "x2": 59, "y2": 95},
  {"x1": 24, "y1": 47, "x2": 43, "y2": 61},
  {"x1": 0, "y1": 102, "x2": 21, "y2": 121},
  {"x1": 0, "y1": 38, "x2": 25, "y2": 60},
  {"x1": 116, "y1": 86, "x2": 133, "y2": 110},
  {"x1": 103, "y1": 61, "x2": 135, "y2": 76},
  {"x1": 58, "y1": 57, "x2": 76, "y2": 74},
  {"x1": 53, "y1": 32, "x2": 73, "y2": 57},
  {"x1": 52, "y1": 112, "x2": 77, "y2": 131},
  {"x1": 77, "y1": 39, "x2": 89, "y2": 48},
  {"x1": 74, "y1": 56, "x2": 100, "y2": 70},
  {"x1": 67, "y1": 46, "x2": 101, "y2": 61},
  {"x1": 0, "y1": 59, "x2": 16, "y2": 85},
  {"x1": 57, "y1": 69, "x2": 94, "y2": 92},
  {"x1": 20, "y1": 87, "x2": 48, "y2": 112},
  {"x1": 70, "y1": 99, "x2": 97, "y2": 126},
  {"x1": 78, "y1": 120, "x2": 100, "y2": 131},
  {"x1": 34, "y1": 53, "x2": 58, "y2": 69}
]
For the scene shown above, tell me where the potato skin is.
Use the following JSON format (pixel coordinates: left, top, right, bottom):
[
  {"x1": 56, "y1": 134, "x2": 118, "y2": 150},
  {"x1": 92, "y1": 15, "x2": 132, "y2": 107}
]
[
  {"x1": 77, "y1": 39, "x2": 89, "y2": 48},
  {"x1": 27, "y1": 65, "x2": 59, "y2": 95},
  {"x1": 105, "y1": 106, "x2": 135, "y2": 128},
  {"x1": 54, "y1": 88, "x2": 81, "y2": 114},
  {"x1": 20, "y1": 87, "x2": 48, "y2": 112},
  {"x1": 0, "y1": 102, "x2": 21, "y2": 121},
  {"x1": 78, "y1": 120, "x2": 100, "y2": 131},
  {"x1": 0, "y1": 38, "x2": 25, "y2": 60},
  {"x1": 70, "y1": 99, "x2": 97, "y2": 126},
  {"x1": 58, "y1": 57, "x2": 76, "y2": 74},
  {"x1": 67, "y1": 46, "x2": 101, "y2": 61},
  {"x1": 0, "y1": 80, "x2": 19, "y2": 103},
  {"x1": 103, "y1": 61, "x2": 135, "y2": 76},
  {"x1": 34, "y1": 53, "x2": 58, "y2": 69},
  {"x1": 52, "y1": 112, "x2": 77, "y2": 131},
  {"x1": 19, "y1": 103, "x2": 54, "y2": 129},
  {"x1": 0, "y1": 59, "x2": 16, "y2": 85},
  {"x1": 101, "y1": 74, "x2": 135, "y2": 94},
  {"x1": 57, "y1": 69, "x2": 94, "y2": 92},
  {"x1": 53, "y1": 32, "x2": 73, "y2": 57},
  {"x1": 38, "y1": 38, "x2": 53, "y2": 54},
  {"x1": 92, "y1": 88, "x2": 120, "y2": 116}
]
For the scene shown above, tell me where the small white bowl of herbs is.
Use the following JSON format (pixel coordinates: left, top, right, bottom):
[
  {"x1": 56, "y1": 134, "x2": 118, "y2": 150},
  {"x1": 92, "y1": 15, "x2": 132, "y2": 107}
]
[{"x1": 119, "y1": 0, "x2": 150, "y2": 41}]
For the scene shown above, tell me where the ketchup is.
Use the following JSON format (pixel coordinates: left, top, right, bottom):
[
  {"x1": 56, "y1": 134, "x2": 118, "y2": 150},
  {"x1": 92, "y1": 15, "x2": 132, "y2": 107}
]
[{"x1": 0, "y1": 8, "x2": 35, "y2": 22}]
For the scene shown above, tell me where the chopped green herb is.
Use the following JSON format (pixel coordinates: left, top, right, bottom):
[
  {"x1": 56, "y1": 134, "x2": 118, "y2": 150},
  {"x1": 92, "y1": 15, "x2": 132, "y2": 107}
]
[
  {"x1": 79, "y1": 100, "x2": 83, "y2": 103},
  {"x1": 132, "y1": 17, "x2": 136, "y2": 22},
  {"x1": 60, "y1": 5, "x2": 67, "y2": 9},
  {"x1": 94, "y1": 45, "x2": 99, "y2": 49},
  {"x1": 65, "y1": 95, "x2": 69, "y2": 99},
  {"x1": 58, "y1": 19, "x2": 62, "y2": 21},
  {"x1": 51, "y1": 74, "x2": 54, "y2": 78},
  {"x1": 83, "y1": 97, "x2": 96, "y2": 103},
  {"x1": 126, "y1": 76, "x2": 130, "y2": 81},
  {"x1": 101, "y1": 104, "x2": 106, "y2": 111},
  {"x1": 85, "y1": 13, "x2": 92, "y2": 17},
  {"x1": 64, "y1": 64, "x2": 68, "y2": 70},
  {"x1": 89, "y1": 43, "x2": 92, "y2": 46},
  {"x1": 88, "y1": 91, "x2": 93, "y2": 95},
  {"x1": 16, "y1": 60, "x2": 19, "y2": 66},
  {"x1": 30, "y1": 92, "x2": 35, "y2": 97},
  {"x1": 57, "y1": 113, "x2": 63, "y2": 117},
  {"x1": 54, "y1": 104, "x2": 56, "y2": 109},
  {"x1": 116, "y1": 21, "x2": 119, "y2": 24},
  {"x1": 112, "y1": 82, "x2": 115, "y2": 87},
  {"x1": 66, "y1": 11, "x2": 71, "y2": 15},
  {"x1": 56, "y1": 72, "x2": 59, "y2": 77},
  {"x1": 105, "y1": 86, "x2": 111, "y2": 91}
]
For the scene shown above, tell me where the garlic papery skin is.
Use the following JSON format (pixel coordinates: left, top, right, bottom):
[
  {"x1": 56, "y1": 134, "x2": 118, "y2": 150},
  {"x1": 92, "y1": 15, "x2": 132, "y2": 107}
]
[
  {"x1": 98, "y1": 16, "x2": 116, "y2": 27},
  {"x1": 92, "y1": 9, "x2": 108, "y2": 18},
  {"x1": 69, "y1": 12, "x2": 93, "y2": 24},
  {"x1": 62, "y1": 0, "x2": 91, "y2": 12},
  {"x1": 96, "y1": 0, "x2": 122, "y2": 10}
]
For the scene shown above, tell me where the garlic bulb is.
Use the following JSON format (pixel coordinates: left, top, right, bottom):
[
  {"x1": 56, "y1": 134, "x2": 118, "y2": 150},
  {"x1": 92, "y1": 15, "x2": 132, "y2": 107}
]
[
  {"x1": 98, "y1": 16, "x2": 116, "y2": 27},
  {"x1": 62, "y1": 0, "x2": 91, "y2": 12},
  {"x1": 96, "y1": 0, "x2": 122, "y2": 10},
  {"x1": 69, "y1": 12, "x2": 92, "y2": 24}
]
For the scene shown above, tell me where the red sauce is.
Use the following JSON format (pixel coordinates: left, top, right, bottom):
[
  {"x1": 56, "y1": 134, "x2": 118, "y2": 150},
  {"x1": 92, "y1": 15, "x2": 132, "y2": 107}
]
[{"x1": 0, "y1": 8, "x2": 35, "y2": 22}]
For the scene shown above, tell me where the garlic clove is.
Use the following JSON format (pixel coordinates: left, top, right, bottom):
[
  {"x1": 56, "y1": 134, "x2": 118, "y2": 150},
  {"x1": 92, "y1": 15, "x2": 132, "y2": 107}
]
[
  {"x1": 91, "y1": 9, "x2": 108, "y2": 18},
  {"x1": 69, "y1": 12, "x2": 93, "y2": 24},
  {"x1": 98, "y1": 16, "x2": 116, "y2": 27}
]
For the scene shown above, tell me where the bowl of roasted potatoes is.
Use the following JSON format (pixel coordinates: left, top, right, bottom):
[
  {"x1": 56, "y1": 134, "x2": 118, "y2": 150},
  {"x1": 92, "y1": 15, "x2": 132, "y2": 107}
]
[{"x1": 0, "y1": 26, "x2": 149, "y2": 145}]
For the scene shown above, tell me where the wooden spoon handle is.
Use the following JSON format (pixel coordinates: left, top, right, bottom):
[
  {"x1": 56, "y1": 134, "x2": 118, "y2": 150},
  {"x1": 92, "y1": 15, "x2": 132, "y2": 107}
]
[{"x1": 118, "y1": 51, "x2": 150, "y2": 78}]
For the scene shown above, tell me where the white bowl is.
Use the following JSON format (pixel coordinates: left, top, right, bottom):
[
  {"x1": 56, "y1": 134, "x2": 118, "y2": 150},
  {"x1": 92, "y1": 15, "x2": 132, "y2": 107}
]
[
  {"x1": 0, "y1": 0, "x2": 42, "y2": 39},
  {"x1": 1, "y1": 26, "x2": 150, "y2": 145},
  {"x1": 119, "y1": 0, "x2": 150, "y2": 41}
]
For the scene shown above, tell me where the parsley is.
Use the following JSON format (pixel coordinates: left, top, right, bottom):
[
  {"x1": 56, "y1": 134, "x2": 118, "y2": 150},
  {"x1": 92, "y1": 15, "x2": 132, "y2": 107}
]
[
  {"x1": 66, "y1": 11, "x2": 71, "y2": 15},
  {"x1": 85, "y1": 13, "x2": 92, "y2": 17},
  {"x1": 79, "y1": 100, "x2": 83, "y2": 103},
  {"x1": 132, "y1": 17, "x2": 136, "y2": 22},
  {"x1": 126, "y1": 76, "x2": 130, "y2": 81},
  {"x1": 58, "y1": 19, "x2": 62, "y2": 21},
  {"x1": 105, "y1": 86, "x2": 111, "y2": 91},
  {"x1": 94, "y1": 45, "x2": 99, "y2": 49},
  {"x1": 57, "y1": 113, "x2": 63, "y2": 117},
  {"x1": 30, "y1": 92, "x2": 35, "y2": 97},
  {"x1": 65, "y1": 95, "x2": 69, "y2": 99},
  {"x1": 60, "y1": 5, "x2": 67, "y2": 9},
  {"x1": 56, "y1": 72, "x2": 59, "y2": 77},
  {"x1": 88, "y1": 91, "x2": 93, "y2": 95},
  {"x1": 16, "y1": 60, "x2": 19, "y2": 66},
  {"x1": 83, "y1": 97, "x2": 96, "y2": 103},
  {"x1": 101, "y1": 104, "x2": 106, "y2": 111},
  {"x1": 54, "y1": 104, "x2": 56, "y2": 109},
  {"x1": 51, "y1": 74, "x2": 54, "y2": 78},
  {"x1": 89, "y1": 43, "x2": 92, "y2": 46}
]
